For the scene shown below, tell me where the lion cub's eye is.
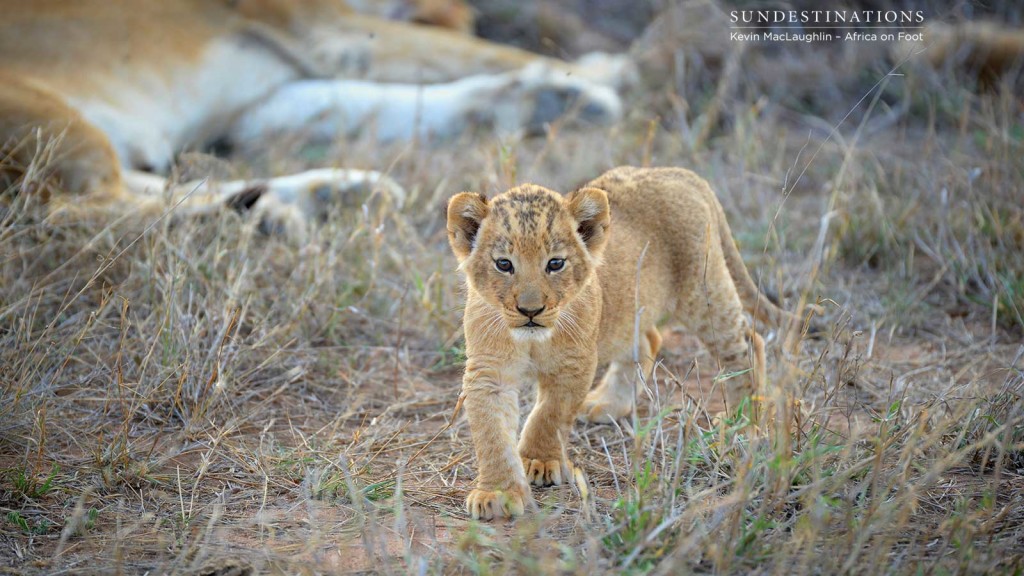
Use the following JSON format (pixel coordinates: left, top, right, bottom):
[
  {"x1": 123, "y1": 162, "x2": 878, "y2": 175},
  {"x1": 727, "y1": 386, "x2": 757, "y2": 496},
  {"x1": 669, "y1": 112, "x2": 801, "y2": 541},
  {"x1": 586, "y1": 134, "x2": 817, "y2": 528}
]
[
  {"x1": 546, "y1": 258, "x2": 565, "y2": 272},
  {"x1": 495, "y1": 258, "x2": 514, "y2": 274}
]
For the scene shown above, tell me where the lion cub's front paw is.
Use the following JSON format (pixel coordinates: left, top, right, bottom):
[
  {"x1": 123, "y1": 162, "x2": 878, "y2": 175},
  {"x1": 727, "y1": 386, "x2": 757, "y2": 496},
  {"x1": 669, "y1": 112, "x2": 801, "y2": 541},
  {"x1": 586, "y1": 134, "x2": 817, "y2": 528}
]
[
  {"x1": 466, "y1": 485, "x2": 530, "y2": 520},
  {"x1": 522, "y1": 457, "x2": 576, "y2": 487}
]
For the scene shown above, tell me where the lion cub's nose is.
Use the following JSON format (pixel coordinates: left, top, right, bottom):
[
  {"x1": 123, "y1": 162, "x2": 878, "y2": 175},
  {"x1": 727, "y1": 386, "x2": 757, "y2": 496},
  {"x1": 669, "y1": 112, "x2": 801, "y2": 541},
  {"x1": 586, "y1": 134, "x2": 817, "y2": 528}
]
[{"x1": 516, "y1": 305, "x2": 545, "y2": 319}]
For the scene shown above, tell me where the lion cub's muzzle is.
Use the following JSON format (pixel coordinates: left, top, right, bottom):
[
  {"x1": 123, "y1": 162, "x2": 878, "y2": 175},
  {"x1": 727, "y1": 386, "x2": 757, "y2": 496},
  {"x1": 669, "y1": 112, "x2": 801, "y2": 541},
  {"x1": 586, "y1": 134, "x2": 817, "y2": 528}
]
[
  {"x1": 516, "y1": 305, "x2": 546, "y2": 328},
  {"x1": 507, "y1": 304, "x2": 558, "y2": 341}
]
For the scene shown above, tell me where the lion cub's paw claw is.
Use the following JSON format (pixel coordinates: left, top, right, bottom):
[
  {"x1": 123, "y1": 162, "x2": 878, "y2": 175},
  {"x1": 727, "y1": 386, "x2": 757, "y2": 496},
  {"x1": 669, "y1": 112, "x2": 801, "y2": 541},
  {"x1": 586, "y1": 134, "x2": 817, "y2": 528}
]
[
  {"x1": 522, "y1": 458, "x2": 576, "y2": 487},
  {"x1": 466, "y1": 485, "x2": 529, "y2": 520}
]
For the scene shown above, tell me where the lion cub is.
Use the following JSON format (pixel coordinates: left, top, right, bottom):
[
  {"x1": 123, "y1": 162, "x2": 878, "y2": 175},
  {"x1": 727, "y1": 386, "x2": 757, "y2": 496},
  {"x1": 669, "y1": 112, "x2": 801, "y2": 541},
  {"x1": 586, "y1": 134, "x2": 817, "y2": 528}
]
[{"x1": 446, "y1": 166, "x2": 796, "y2": 520}]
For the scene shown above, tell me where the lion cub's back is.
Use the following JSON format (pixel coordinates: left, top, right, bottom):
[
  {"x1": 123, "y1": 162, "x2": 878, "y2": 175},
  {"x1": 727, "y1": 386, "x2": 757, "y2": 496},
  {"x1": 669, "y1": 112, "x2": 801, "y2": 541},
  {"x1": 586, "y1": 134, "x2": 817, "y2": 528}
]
[
  {"x1": 585, "y1": 166, "x2": 725, "y2": 341},
  {"x1": 585, "y1": 163, "x2": 720, "y2": 307},
  {"x1": 585, "y1": 166, "x2": 721, "y2": 243}
]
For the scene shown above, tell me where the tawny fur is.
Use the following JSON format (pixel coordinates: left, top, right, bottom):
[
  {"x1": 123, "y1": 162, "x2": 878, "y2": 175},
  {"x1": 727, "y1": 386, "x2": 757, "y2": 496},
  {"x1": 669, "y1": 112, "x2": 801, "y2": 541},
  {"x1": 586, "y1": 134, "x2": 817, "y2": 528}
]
[
  {"x1": 348, "y1": 0, "x2": 475, "y2": 34},
  {"x1": 0, "y1": 0, "x2": 627, "y2": 227},
  {"x1": 446, "y1": 166, "x2": 798, "y2": 520}
]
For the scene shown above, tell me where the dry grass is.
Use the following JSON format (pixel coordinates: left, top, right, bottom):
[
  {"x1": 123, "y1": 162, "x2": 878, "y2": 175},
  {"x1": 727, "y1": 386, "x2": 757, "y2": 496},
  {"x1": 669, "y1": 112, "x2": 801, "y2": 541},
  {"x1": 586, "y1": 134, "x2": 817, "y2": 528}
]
[{"x1": 2, "y1": 36, "x2": 1023, "y2": 575}]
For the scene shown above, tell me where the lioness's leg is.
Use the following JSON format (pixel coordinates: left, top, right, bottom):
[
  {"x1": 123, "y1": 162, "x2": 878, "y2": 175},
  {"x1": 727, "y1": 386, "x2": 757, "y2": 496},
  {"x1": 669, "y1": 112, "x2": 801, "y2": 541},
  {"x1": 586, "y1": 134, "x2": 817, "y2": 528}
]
[
  {"x1": 120, "y1": 168, "x2": 404, "y2": 239},
  {"x1": 579, "y1": 327, "x2": 661, "y2": 423},
  {"x1": 230, "y1": 68, "x2": 621, "y2": 144},
  {"x1": 519, "y1": 359, "x2": 595, "y2": 486},
  {"x1": 330, "y1": 13, "x2": 634, "y2": 87},
  {"x1": 0, "y1": 77, "x2": 126, "y2": 208}
]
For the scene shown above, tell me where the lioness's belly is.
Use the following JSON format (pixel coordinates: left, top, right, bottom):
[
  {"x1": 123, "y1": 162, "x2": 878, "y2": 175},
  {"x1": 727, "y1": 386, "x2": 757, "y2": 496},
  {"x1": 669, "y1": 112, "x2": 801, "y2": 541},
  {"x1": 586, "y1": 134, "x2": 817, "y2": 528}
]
[{"x1": 65, "y1": 41, "x2": 298, "y2": 171}]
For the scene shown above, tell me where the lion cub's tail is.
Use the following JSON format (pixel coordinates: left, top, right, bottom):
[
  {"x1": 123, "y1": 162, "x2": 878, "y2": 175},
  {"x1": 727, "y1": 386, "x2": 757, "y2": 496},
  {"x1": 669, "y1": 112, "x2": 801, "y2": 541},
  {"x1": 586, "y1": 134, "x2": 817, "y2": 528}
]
[{"x1": 714, "y1": 203, "x2": 806, "y2": 332}]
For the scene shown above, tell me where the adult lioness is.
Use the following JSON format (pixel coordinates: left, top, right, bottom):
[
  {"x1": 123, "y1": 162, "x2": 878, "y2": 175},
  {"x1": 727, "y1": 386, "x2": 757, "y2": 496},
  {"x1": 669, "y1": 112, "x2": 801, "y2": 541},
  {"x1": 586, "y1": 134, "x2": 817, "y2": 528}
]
[
  {"x1": 0, "y1": 0, "x2": 627, "y2": 227},
  {"x1": 447, "y1": 166, "x2": 799, "y2": 520}
]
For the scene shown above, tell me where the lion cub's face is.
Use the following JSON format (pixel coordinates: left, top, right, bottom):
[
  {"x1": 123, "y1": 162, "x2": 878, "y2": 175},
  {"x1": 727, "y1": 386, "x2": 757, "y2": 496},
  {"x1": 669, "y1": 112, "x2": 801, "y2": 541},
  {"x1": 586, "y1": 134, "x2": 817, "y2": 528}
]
[{"x1": 447, "y1": 185, "x2": 610, "y2": 341}]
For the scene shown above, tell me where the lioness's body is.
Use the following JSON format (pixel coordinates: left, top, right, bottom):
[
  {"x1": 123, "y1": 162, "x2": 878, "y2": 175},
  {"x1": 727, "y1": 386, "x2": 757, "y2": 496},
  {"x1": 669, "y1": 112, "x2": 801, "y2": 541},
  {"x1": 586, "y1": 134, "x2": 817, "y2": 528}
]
[
  {"x1": 1, "y1": 0, "x2": 625, "y2": 223},
  {"x1": 447, "y1": 167, "x2": 793, "y2": 520}
]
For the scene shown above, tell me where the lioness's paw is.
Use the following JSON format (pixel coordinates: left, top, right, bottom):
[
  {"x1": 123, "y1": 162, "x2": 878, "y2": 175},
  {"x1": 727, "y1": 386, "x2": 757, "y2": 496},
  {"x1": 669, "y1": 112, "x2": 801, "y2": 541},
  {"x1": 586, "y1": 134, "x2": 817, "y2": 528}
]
[
  {"x1": 522, "y1": 457, "x2": 576, "y2": 487},
  {"x1": 490, "y1": 63, "x2": 622, "y2": 135},
  {"x1": 573, "y1": 52, "x2": 640, "y2": 90},
  {"x1": 466, "y1": 485, "x2": 529, "y2": 520},
  {"x1": 250, "y1": 196, "x2": 308, "y2": 243}
]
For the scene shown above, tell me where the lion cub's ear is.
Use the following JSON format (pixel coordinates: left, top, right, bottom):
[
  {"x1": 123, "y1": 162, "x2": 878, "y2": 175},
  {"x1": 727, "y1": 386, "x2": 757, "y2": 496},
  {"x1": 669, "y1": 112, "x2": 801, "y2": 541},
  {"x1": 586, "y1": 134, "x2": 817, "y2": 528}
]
[
  {"x1": 447, "y1": 192, "x2": 489, "y2": 262},
  {"x1": 567, "y1": 187, "x2": 610, "y2": 256}
]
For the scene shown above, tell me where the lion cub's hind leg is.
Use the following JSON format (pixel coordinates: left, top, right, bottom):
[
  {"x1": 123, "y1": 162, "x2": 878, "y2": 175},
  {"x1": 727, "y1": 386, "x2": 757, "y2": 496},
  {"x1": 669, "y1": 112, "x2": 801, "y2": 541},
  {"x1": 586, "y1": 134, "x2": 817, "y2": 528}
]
[
  {"x1": 680, "y1": 257, "x2": 766, "y2": 416},
  {"x1": 579, "y1": 327, "x2": 662, "y2": 423}
]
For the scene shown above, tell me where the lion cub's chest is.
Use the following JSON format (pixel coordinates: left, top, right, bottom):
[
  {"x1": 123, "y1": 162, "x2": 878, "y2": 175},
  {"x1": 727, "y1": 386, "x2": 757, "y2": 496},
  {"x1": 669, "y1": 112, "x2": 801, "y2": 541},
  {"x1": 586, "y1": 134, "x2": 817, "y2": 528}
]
[{"x1": 505, "y1": 340, "x2": 588, "y2": 384}]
